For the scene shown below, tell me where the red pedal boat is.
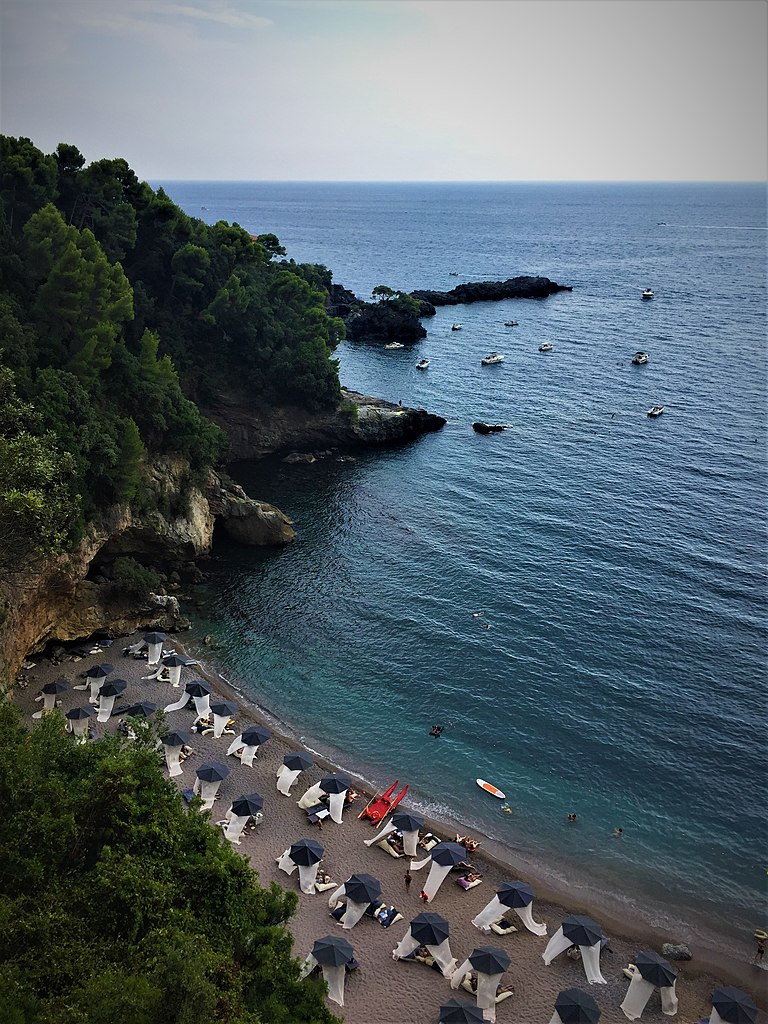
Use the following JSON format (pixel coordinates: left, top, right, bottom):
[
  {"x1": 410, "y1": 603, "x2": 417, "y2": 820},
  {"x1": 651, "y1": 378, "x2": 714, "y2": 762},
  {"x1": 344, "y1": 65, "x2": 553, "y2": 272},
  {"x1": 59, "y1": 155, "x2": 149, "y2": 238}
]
[{"x1": 359, "y1": 780, "x2": 409, "y2": 825}]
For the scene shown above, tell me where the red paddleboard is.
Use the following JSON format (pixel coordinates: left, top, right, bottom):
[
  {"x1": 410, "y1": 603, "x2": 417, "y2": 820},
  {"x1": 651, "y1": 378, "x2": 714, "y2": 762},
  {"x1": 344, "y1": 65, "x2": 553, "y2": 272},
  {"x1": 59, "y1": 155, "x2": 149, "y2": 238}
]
[{"x1": 476, "y1": 778, "x2": 505, "y2": 800}]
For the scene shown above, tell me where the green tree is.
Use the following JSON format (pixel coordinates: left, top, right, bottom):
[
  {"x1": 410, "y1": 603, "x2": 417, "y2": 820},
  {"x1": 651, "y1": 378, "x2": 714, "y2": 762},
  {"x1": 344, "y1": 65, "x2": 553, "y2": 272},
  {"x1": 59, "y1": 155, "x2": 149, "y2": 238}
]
[{"x1": 0, "y1": 703, "x2": 340, "y2": 1024}]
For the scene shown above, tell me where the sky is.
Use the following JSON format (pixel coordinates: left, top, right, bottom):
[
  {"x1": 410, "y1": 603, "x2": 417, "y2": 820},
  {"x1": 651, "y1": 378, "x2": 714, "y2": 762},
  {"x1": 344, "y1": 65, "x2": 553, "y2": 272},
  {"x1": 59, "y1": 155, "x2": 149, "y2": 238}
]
[{"x1": 1, "y1": 0, "x2": 766, "y2": 182}]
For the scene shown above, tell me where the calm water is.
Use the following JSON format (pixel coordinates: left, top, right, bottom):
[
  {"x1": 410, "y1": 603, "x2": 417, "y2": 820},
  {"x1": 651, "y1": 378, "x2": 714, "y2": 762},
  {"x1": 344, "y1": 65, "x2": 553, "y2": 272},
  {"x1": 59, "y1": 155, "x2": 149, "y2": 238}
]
[{"x1": 158, "y1": 181, "x2": 767, "y2": 948}]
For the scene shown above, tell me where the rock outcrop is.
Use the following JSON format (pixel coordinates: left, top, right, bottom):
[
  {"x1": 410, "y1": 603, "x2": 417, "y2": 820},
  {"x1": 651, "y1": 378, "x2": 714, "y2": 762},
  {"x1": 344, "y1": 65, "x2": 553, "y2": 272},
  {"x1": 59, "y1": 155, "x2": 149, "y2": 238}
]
[
  {"x1": 472, "y1": 422, "x2": 506, "y2": 434},
  {"x1": 411, "y1": 276, "x2": 572, "y2": 306},
  {"x1": 207, "y1": 474, "x2": 295, "y2": 546},
  {"x1": 203, "y1": 388, "x2": 446, "y2": 461}
]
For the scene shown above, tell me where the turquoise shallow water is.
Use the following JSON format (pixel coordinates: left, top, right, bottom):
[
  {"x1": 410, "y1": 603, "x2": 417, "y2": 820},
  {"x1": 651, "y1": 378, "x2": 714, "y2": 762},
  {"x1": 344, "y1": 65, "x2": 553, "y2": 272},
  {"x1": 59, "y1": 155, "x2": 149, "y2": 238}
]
[{"x1": 159, "y1": 181, "x2": 767, "y2": 948}]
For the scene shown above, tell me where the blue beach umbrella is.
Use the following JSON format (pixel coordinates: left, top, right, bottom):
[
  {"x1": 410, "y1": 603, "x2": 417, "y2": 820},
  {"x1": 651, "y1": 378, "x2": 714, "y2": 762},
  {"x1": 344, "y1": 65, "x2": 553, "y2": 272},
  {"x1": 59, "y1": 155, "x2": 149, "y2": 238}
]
[
  {"x1": 555, "y1": 988, "x2": 601, "y2": 1024},
  {"x1": 497, "y1": 880, "x2": 535, "y2": 908}
]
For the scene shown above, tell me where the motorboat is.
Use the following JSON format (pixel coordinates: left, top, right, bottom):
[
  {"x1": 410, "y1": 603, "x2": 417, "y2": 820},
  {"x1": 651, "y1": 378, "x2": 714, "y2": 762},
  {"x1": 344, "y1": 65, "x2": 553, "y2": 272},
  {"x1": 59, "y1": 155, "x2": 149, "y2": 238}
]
[
  {"x1": 416, "y1": 358, "x2": 429, "y2": 369},
  {"x1": 384, "y1": 342, "x2": 404, "y2": 350},
  {"x1": 642, "y1": 288, "x2": 654, "y2": 300},
  {"x1": 647, "y1": 405, "x2": 665, "y2": 418},
  {"x1": 451, "y1": 323, "x2": 463, "y2": 331},
  {"x1": 631, "y1": 351, "x2": 649, "y2": 365},
  {"x1": 504, "y1": 320, "x2": 519, "y2": 327},
  {"x1": 358, "y1": 780, "x2": 409, "y2": 825},
  {"x1": 538, "y1": 343, "x2": 553, "y2": 352},
  {"x1": 481, "y1": 352, "x2": 505, "y2": 365}
]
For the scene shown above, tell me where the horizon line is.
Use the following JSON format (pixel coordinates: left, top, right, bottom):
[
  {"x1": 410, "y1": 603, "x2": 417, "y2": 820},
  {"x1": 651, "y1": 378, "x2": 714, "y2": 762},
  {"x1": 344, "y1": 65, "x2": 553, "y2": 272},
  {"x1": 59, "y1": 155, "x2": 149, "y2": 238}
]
[{"x1": 148, "y1": 177, "x2": 766, "y2": 186}]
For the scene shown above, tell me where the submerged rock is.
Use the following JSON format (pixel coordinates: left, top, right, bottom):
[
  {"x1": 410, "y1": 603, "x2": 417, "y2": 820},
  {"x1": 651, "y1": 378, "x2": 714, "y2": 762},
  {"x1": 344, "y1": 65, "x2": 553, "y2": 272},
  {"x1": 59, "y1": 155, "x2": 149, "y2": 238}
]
[{"x1": 473, "y1": 422, "x2": 506, "y2": 434}]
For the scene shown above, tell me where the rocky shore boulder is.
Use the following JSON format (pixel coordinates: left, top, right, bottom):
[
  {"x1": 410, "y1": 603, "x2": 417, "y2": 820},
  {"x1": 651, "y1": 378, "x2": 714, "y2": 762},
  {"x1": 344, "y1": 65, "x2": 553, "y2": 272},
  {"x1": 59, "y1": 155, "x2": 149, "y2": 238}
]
[
  {"x1": 411, "y1": 275, "x2": 572, "y2": 306},
  {"x1": 207, "y1": 473, "x2": 295, "y2": 546},
  {"x1": 661, "y1": 943, "x2": 693, "y2": 961},
  {"x1": 473, "y1": 422, "x2": 506, "y2": 434}
]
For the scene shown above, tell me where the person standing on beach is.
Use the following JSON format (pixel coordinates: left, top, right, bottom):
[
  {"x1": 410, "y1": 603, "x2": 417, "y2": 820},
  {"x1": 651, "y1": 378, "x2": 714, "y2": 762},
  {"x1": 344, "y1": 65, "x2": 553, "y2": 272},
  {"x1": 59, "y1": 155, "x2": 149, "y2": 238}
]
[
  {"x1": 754, "y1": 934, "x2": 766, "y2": 964},
  {"x1": 404, "y1": 869, "x2": 412, "y2": 891}
]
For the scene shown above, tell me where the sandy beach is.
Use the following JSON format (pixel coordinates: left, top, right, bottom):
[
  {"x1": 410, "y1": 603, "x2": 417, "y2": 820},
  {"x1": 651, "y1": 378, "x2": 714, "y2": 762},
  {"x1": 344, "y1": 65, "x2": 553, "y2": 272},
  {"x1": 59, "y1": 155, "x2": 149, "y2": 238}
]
[{"x1": 13, "y1": 631, "x2": 767, "y2": 1024}]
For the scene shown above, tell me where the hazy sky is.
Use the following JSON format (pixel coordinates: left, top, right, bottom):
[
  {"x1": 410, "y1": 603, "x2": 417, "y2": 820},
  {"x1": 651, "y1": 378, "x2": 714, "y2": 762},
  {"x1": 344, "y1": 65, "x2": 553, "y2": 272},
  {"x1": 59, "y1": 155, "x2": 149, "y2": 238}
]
[{"x1": 2, "y1": 0, "x2": 766, "y2": 181}]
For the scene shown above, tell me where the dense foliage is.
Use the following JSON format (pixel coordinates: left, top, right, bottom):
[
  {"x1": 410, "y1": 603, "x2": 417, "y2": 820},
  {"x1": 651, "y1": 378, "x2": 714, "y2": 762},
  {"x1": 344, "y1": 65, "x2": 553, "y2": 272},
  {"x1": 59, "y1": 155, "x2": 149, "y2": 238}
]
[
  {"x1": 0, "y1": 135, "x2": 344, "y2": 566},
  {"x1": 0, "y1": 702, "x2": 340, "y2": 1024}
]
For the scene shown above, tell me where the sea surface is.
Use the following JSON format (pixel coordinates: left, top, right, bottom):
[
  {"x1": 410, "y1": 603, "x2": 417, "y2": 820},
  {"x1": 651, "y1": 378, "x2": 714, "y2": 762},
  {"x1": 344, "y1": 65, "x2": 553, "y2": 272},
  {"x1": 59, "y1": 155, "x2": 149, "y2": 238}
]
[{"x1": 157, "y1": 180, "x2": 767, "y2": 950}]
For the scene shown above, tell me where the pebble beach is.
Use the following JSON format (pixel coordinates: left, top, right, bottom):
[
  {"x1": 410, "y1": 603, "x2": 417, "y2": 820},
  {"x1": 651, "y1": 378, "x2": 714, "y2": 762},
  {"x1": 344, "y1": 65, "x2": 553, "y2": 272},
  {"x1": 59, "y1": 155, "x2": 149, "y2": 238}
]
[{"x1": 14, "y1": 631, "x2": 767, "y2": 1024}]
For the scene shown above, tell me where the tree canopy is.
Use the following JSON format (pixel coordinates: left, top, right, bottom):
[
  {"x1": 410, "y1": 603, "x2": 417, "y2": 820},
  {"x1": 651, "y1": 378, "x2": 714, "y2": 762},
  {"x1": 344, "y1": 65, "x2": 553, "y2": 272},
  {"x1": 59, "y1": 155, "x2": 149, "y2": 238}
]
[{"x1": 0, "y1": 702, "x2": 340, "y2": 1024}]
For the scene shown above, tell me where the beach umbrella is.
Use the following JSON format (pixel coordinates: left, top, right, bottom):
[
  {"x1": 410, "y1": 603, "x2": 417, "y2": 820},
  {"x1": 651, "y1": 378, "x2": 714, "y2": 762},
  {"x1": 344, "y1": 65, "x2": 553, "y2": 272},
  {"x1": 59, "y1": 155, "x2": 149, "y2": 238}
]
[
  {"x1": 430, "y1": 841, "x2": 467, "y2": 867},
  {"x1": 711, "y1": 987, "x2": 758, "y2": 1024},
  {"x1": 143, "y1": 632, "x2": 166, "y2": 645},
  {"x1": 124, "y1": 701, "x2": 158, "y2": 718},
  {"x1": 99, "y1": 678, "x2": 128, "y2": 698},
  {"x1": 554, "y1": 988, "x2": 601, "y2": 1024},
  {"x1": 634, "y1": 951, "x2": 677, "y2": 988},
  {"x1": 161, "y1": 730, "x2": 189, "y2": 748},
  {"x1": 211, "y1": 700, "x2": 238, "y2": 719},
  {"x1": 284, "y1": 751, "x2": 313, "y2": 771},
  {"x1": 288, "y1": 838, "x2": 324, "y2": 866},
  {"x1": 438, "y1": 998, "x2": 485, "y2": 1024},
  {"x1": 84, "y1": 663, "x2": 113, "y2": 678},
  {"x1": 242, "y1": 724, "x2": 272, "y2": 746},
  {"x1": 42, "y1": 678, "x2": 70, "y2": 695},
  {"x1": 196, "y1": 762, "x2": 230, "y2": 783},
  {"x1": 231, "y1": 793, "x2": 264, "y2": 817},
  {"x1": 562, "y1": 915, "x2": 604, "y2": 947},
  {"x1": 391, "y1": 811, "x2": 424, "y2": 833},
  {"x1": 320, "y1": 774, "x2": 351, "y2": 794},
  {"x1": 468, "y1": 946, "x2": 511, "y2": 976},
  {"x1": 411, "y1": 912, "x2": 450, "y2": 947},
  {"x1": 66, "y1": 706, "x2": 94, "y2": 720},
  {"x1": 311, "y1": 935, "x2": 354, "y2": 968},
  {"x1": 178, "y1": 655, "x2": 199, "y2": 666},
  {"x1": 162, "y1": 655, "x2": 187, "y2": 668},
  {"x1": 185, "y1": 680, "x2": 211, "y2": 697},
  {"x1": 343, "y1": 873, "x2": 381, "y2": 906},
  {"x1": 497, "y1": 880, "x2": 535, "y2": 908}
]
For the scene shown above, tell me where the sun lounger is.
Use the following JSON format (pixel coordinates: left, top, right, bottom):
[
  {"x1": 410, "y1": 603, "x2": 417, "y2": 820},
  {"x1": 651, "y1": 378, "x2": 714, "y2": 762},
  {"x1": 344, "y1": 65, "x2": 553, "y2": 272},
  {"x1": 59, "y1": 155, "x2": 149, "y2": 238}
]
[
  {"x1": 418, "y1": 833, "x2": 440, "y2": 852},
  {"x1": 364, "y1": 900, "x2": 403, "y2": 929},
  {"x1": 456, "y1": 876, "x2": 482, "y2": 891},
  {"x1": 490, "y1": 917, "x2": 518, "y2": 935},
  {"x1": 376, "y1": 837, "x2": 404, "y2": 858},
  {"x1": 314, "y1": 878, "x2": 337, "y2": 893}
]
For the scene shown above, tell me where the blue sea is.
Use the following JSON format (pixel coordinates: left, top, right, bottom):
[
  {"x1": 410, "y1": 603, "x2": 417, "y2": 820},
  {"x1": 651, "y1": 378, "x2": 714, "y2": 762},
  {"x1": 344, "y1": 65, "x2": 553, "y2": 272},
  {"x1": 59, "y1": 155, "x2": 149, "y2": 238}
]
[{"x1": 157, "y1": 181, "x2": 767, "y2": 952}]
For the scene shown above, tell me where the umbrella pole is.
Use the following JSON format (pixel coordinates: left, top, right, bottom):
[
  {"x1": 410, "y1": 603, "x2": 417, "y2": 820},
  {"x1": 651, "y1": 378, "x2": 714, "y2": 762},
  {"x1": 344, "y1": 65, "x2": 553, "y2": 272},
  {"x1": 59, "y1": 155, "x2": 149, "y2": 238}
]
[{"x1": 358, "y1": 790, "x2": 380, "y2": 820}]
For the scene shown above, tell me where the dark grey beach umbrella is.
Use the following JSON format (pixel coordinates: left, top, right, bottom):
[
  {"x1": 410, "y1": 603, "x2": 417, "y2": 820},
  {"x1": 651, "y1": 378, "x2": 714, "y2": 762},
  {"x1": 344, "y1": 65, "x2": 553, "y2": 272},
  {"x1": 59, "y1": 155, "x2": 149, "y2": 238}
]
[
  {"x1": 284, "y1": 751, "x2": 313, "y2": 771},
  {"x1": 562, "y1": 915, "x2": 604, "y2": 948},
  {"x1": 410, "y1": 912, "x2": 450, "y2": 947},
  {"x1": 42, "y1": 678, "x2": 70, "y2": 695},
  {"x1": 438, "y1": 998, "x2": 485, "y2": 1024},
  {"x1": 497, "y1": 880, "x2": 535, "y2": 908},
  {"x1": 289, "y1": 838, "x2": 324, "y2": 866},
  {"x1": 185, "y1": 680, "x2": 211, "y2": 697},
  {"x1": 711, "y1": 986, "x2": 758, "y2": 1024},
  {"x1": 634, "y1": 951, "x2": 677, "y2": 988},
  {"x1": 84, "y1": 663, "x2": 113, "y2": 679},
  {"x1": 162, "y1": 655, "x2": 187, "y2": 668},
  {"x1": 143, "y1": 632, "x2": 166, "y2": 646},
  {"x1": 242, "y1": 725, "x2": 272, "y2": 746},
  {"x1": 554, "y1": 988, "x2": 601, "y2": 1024},
  {"x1": 161, "y1": 730, "x2": 189, "y2": 748},
  {"x1": 124, "y1": 701, "x2": 158, "y2": 718},
  {"x1": 210, "y1": 700, "x2": 238, "y2": 719},
  {"x1": 231, "y1": 793, "x2": 265, "y2": 817},
  {"x1": 320, "y1": 774, "x2": 351, "y2": 794},
  {"x1": 468, "y1": 946, "x2": 511, "y2": 976},
  {"x1": 343, "y1": 873, "x2": 382, "y2": 906},
  {"x1": 98, "y1": 678, "x2": 128, "y2": 698},
  {"x1": 430, "y1": 841, "x2": 467, "y2": 867},
  {"x1": 196, "y1": 762, "x2": 230, "y2": 783},
  {"x1": 391, "y1": 811, "x2": 425, "y2": 833},
  {"x1": 311, "y1": 935, "x2": 354, "y2": 968},
  {"x1": 66, "y1": 706, "x2": 94, "y2": 720}
]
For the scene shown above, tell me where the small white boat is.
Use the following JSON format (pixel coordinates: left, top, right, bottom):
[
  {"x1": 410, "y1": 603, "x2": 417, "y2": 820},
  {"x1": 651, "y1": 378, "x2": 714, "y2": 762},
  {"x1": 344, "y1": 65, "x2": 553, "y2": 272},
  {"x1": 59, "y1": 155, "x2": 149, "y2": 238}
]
[
  {"x1": 647, "y1": 405, "x2": 665, "y2": 418},
  {"x1": 631, "y1": 351, "x2": 649, "y2": 365},
  {"x1": 451, "y1": 323, "x2": 463, "y2": 331},
  {"x1": 504, "y1": 320, "x2": 519, "y2": 327},
  {"x1": 642, "y1": 288, "x2": 654, "y2": 300},
  {"x1": 481, "y1": 352, "x2": 505, "y2": 365},
  {"x1": 416, "y1": 358, "x2": 429, "y2": 369},
  {"x1": 538, "y1": 343, "x2": 553, "y2": 353},
  {"x1": 384, "y1": 342, "x2": 404, "y2": 350}
]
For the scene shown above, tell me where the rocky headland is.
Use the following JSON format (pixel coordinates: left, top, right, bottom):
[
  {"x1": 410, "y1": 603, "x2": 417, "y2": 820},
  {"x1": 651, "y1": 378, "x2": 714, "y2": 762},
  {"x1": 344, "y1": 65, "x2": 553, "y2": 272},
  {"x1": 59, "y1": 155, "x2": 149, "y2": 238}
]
[{"x1": 411, "y1": 275, "x2": 572, "y2": 306}]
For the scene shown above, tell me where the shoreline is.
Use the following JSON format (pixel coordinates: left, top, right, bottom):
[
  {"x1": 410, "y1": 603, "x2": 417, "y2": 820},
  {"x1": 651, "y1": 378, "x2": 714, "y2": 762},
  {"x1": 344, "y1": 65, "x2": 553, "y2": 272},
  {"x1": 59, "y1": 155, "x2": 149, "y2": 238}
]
[
  {"x1": 14, "y1": 630, "x2": 768, "y2": 1021},
  {"x1": 183, "y1": 636, "x2": 760, "y2": 973}
]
